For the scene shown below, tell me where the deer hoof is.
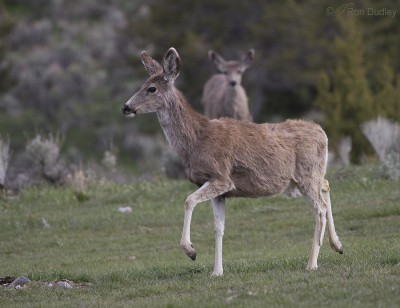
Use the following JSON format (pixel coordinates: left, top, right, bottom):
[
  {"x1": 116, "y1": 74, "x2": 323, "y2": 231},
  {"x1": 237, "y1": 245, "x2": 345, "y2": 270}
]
[
  {"x1": 189, "y1": 251, "x2": 197, "y2": 261},
  {"x1": 306, "y1": 264, "x2": 318, "y2": 271},
  {"x1": 330, "y1": 239, "x2": 344, "y2": 254},
  {"x1": 211, "y1": 272, "x2": 223, "y2": 277},
  {"x1": 181, "y1": 242, "x2": 196, "y2": 260},
  {"x1": 188, "y1": 243, "x2": 196, "y2": 260}
]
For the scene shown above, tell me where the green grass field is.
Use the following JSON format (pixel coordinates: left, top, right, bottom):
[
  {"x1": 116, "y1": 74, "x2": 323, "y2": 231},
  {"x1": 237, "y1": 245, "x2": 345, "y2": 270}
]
[{"x1": 1, "y1": 166, "x2": 399, "y2": 307}]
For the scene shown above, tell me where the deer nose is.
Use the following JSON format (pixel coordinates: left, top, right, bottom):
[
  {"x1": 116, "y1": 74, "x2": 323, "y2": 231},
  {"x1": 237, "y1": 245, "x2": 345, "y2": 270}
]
[
  {"x1": 122, "y1": 104, "x2": 131, "y2": 115},
  {"x1": 229, "y1": 81, "x2": 237, "y2": 87}
]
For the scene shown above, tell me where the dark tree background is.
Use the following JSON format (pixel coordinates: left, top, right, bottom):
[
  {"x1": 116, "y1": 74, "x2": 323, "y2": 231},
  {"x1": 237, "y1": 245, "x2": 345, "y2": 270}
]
[{"x1": 0, "y1": 0, "x2": 399, "y2": 166}]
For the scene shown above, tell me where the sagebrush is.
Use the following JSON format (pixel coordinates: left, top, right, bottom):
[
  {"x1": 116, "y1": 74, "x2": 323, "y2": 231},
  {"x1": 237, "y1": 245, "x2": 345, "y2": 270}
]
[
  {"x1": 25, "y1": 134, "x2": 66, "y2": 184},
  {"x1": 362, "y1": 117, "x2": 400, "y2": 180}
]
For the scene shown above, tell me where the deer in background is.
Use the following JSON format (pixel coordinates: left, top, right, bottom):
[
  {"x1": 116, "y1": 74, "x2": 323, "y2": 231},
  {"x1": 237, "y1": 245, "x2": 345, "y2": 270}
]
[
  {"x1": 201, "y1": 49, "x2": 254, "y2": 121},
  {"x1": 122, "y1": 48, "x2": 343, "y2": 276}
]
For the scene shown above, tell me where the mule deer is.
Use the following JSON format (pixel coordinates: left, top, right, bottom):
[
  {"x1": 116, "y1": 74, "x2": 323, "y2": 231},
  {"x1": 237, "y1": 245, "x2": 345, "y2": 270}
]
[
  {"x1": 122, "y1": 48, "x2": 343, "y2": 276},
  {"x1": 201, "y1": 49, "x2": 254, "y2": 121}
]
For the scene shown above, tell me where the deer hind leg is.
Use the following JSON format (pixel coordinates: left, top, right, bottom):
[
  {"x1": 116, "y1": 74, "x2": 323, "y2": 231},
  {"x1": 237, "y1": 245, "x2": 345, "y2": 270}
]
[
  {"x1": 180, "y1": 180, "x2": 233, "y2": 262},
  {"x1": 301, "y1": 186, "x2": 327, "y2": 270},
  {"x1": 211, "y1": 196, "x2": 225, "y2": 277},
  {"x1": 322, "y1": 180, "x2": 343, "y2": 254}
]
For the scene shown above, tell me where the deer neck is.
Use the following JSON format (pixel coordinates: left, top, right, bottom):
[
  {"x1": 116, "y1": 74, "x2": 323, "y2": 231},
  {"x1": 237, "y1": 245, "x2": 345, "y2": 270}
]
[
  {"x1": 225, "y1": 85, "x2": 246, "y2": 105},
  {"x1": 157, "y1": 88, "x2": 207, "y2": 159}
]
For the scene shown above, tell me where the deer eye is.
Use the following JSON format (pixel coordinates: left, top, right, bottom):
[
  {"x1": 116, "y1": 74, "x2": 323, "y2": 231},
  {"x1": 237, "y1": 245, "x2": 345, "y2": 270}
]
[
  {"x1": 237, "y1": 70, "x2": 242, "y2": 73},
  {"x1": 147, "y1": 86, "x2": 157, "y2": 93}
]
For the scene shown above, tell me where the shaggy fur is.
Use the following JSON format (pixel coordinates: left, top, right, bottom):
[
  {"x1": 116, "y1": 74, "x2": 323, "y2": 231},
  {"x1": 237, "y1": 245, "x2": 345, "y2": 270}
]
[{"x1": 122, "y1": 48, "x2": 343, "y2": 276}]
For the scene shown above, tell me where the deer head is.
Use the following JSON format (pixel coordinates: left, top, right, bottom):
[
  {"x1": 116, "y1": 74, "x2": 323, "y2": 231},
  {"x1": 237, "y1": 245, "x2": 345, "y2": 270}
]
[
  {"x1": 122, "y1": 48, "x2": 181, "y2": 117},
  {"x1": 208, "y1": 49, "x2": 254, "y2": 87}
]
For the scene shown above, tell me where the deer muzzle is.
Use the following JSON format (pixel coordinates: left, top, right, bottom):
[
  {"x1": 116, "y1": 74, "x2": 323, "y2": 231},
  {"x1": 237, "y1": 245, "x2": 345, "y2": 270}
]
[{"x1": 122, "y1": 104, "x2": 136, "y2": 117}]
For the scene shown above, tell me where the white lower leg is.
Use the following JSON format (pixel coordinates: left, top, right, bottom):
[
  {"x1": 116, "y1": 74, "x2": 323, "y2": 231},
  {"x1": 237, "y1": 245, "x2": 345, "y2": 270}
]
[
  {"x1": 319, "y1": 208, "x2": 327, "y2": 246},
  {"x1": 307, "y1": 206, "x2": 325, "y2": 270},
  {"x1": 308, "y1": 240, "x2": 321, "y2": 270},
  {"x1": 180, "y1": 200, "x2": 196, "y2": 260},
  {"x1": 180, "y1": 181, "x2": 232, "y2": 262},
  {"x1": 212, "y1": 197, "x2": 225, "y2": 276},
  {"x1": 213, "y1": 235, "x2": 223, "y2": 276},
  {"x1": 322, "y1": 180, "x2": 343, "y2": 253}
]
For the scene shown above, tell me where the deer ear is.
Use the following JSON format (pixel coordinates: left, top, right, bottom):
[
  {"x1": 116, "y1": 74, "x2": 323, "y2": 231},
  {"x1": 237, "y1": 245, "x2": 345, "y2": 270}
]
[
  {"x1": 162, "y1": 48, "x2": 181, "y2": 81},
  {"x1": 242, "y1": 49, "x2": 255, "y2": 69},
  {"x1": 141, "y1": 51, "x2": 163, "y2": 76},
  {"x1": 208, "y1": 50, "x2": 226, "y2": 73}
]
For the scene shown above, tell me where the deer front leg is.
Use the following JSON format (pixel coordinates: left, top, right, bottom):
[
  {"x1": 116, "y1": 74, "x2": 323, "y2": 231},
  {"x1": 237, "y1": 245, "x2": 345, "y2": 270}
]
[
  {"x1": 180, "y1": 180, "x2": 233, "y2": 263},
  {"x1": 212, "y1": 196, "x2": 226, "y2": 276}
]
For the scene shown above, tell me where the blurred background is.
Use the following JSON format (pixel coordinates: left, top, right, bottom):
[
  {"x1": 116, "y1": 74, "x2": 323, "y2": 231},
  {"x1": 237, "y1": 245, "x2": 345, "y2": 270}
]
[{"x1": 0, "y1": 0, "x2": 399, "y2": 191}]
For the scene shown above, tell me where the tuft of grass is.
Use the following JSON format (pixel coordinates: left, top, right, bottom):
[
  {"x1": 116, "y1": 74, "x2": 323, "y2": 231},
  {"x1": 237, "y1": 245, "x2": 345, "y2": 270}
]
[
  {"x1": 68, "y1": 167, "x2": 90, "y2": 202},
  {"x1": 0, "y1": 166, "x2": 399, "y2": 307}
]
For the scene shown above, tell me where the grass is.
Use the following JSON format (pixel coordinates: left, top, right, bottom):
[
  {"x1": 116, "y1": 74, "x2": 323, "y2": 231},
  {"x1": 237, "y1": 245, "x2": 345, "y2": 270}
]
[{"x1": 0, "y1": 166, "x2": 399, "y2": 307}]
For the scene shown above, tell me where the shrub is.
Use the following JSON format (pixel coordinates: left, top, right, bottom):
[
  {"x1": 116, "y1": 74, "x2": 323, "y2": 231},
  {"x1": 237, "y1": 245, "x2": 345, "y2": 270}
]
[
  {"x1": 361, "y1": 117, "x2": 400, "y2": 162},
  {"x1": 161, "y1": 147, "x2": 186, "y2": 179},
  {"x1": 337, "y1": 136, "x2": 352, "y2": 167},
  {"x1": 25, "y1": 134, "x2": 66, "y2": 184},
  {"x1": 315, "y1": 17, "x2": 374, "y2": 162},
  {"x1": 361, "y1": 117, "x2": 400, "y2": 180},
  {"x1": 123, "y1": 133, "x2": 165, "y2": 174},
  {"x1": 382, "y1": 146, "x2": 400, "y2": 180},
  {"x1": 102, "y1": 150, "x2": 117, "y2": 171}
]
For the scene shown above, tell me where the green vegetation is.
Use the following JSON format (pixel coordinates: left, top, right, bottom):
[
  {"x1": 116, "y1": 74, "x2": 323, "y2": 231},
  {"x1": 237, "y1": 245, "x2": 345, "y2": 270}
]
[
  {"x1": 316, "y1": 16, "x2": 400, "y2": 162},
  {"x1": 1, "y1": 166, "x2": 399, "y2": 307},
  {"x1": 1, "y1": 1, "x2": 400, "y2": 166},
  {"x1": 1, "y1": 3, "x2": 399, "y2": 306},
  {"x1": 316, "y1": 16, "x2": 374, "y2": 162}
]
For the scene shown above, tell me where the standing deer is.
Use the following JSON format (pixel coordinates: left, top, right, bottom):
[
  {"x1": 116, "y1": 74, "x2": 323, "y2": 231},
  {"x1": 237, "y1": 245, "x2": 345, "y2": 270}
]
[
  {"x1": 122, "y1": 48, "x2": 343, "y2": 276},
  {"x1": 201, "y1": 49, "x2": 254, "y2": 121}
]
